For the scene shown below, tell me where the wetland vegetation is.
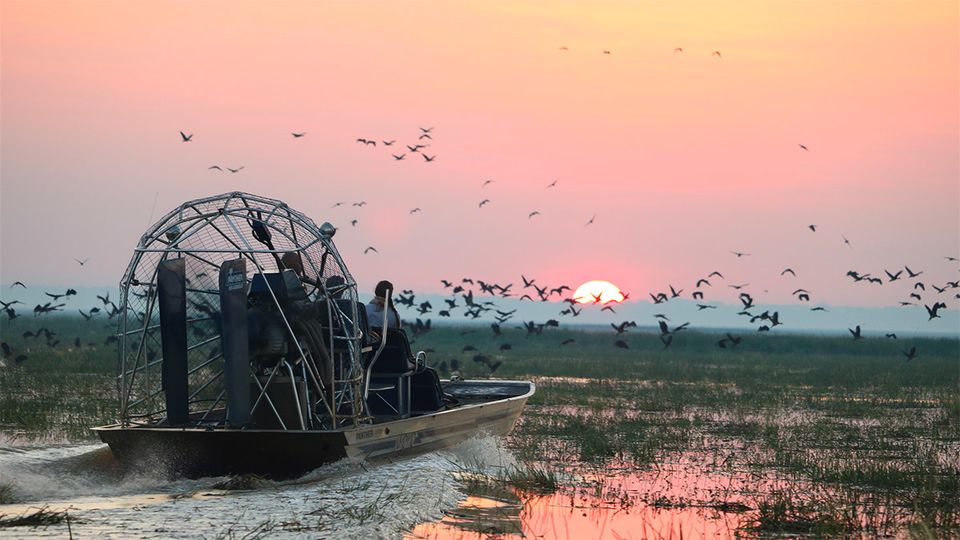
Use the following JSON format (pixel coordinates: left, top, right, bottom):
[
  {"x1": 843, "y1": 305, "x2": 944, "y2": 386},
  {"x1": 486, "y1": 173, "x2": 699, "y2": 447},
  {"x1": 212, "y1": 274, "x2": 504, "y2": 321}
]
[{"x1": 2, "y1": 316, "x2": 958, "y2": 537}]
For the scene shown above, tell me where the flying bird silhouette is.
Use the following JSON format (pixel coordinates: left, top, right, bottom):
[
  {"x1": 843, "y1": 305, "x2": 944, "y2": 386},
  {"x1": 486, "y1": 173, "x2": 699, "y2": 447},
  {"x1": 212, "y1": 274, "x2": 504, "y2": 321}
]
[
  {"x1": 799, "y1": 144, "x2": 809, "y2": 151},
  {"x1": 179, "y1": 131, "x2": 193, "y2": 142},
  {"x1": 479, "y1": 199, "x2": 491, "y2": 208},
  {"x1": 482, "y1": 180, "x2": 494, "y2": 188},
  {"x1": 528, "y1": 211, "x2": 540, "y2": 219},
  {"x1": 925, "y1": 302, "x2": 947, "y2": 320},
  {"x1": 808, "y1": 224, "x2": 817, "y2": 232},
  {"x1": 712, "y1": 50, "x2": 722, "y2": 58},
  {"x1": 849, "y1": 325, "x2": 863, "y2": 340},
  {"x1": 585, "y1": 214, "x2": 596, "y2": 226},
  {"x1": 364, "y1": 247, "x2": 378, "y2": 254},
  {"x1": 291, "y1": 132, "x2": 307, "y2": 138},
  {"x1": 546, "y1": 179, "x2": 558, "y2": 189}
]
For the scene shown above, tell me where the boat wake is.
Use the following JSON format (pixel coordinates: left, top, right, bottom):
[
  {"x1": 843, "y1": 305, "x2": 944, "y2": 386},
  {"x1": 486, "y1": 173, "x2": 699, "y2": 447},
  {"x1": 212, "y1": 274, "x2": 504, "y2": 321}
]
[{"x1": 0, "y1": 434, "x2": 516, "y2": 539}]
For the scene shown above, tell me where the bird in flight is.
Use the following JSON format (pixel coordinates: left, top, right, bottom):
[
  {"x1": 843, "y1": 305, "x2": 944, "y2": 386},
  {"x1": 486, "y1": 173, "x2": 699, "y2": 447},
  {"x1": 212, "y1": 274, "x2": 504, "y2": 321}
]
[
  {"x1": 179, "y1": 131, "x2": 193, "y2": 142},
  {"x1": 382, "y1": 140, "x2": 395, "y2": 146},
  {"x1": 546, "y1": 179, "x2": 558, "y2": 189},
  {"x1": 11, "y1": 282, "x2": 26, "y2": 289},
  {"x1": 332, "y1": 202, "x2": 345, "y2": 208},
  {"x1": 849, "y1": 325, "x2": 863, "y2": 340},
  {"x1": 227, "y1": 166, "x2": 244, "y2": 173},
  {"x1": 903, "y1": 346, "x2": 918, "y2": 362},
  {"x1": 799, "y1": 144, "x2": 809, "y2": 151},
  {"x1": 74, "y1": 258, "x2": 89, "y2": 266},
  {"x1": 674, "y1": 47, "x2": 683, "y2": 53},
  {"x1": 602, "y1": 50, "x2": 611, "y2": 55},
  {"x1": 392, "y1": 154, "x2": 406, "y2": 161},
  {"x1": 559, "y1": 46, "x2": 569, "y2": 51},
  {"x1": 353, "y1": 201, "x2": 367, "y2": 207},
  {"x1": 781, "y1": 268, "x2": 796, "y2": 277},
  {"x1": 731, "y1": 251, "x2": 750, "y2": 258},
  {"x1": 419, "y1": 127, "x2": 433, "y2": 133},
  {"x1": 410, "y1": 208, "x2": 421, "y2": 214},
  {"x1": 808, "y1": 224, "x2": 817, "y2": 232},
  {"x1": 351, "y1": 220, "x2": 358, "y2": 227},
  {"x1": 419, "y1": 133, "x2": 432, "y2": 140},
  {"x1": 585, "y1": 214, "x2": 596, "y2": 226},
  {"x1": 422, "y1": 154, "x2": 436, "y2": 162},
  {"x1": 712, "y1": 51, "x2": 722, "y2": 58},
  {"x1": 842, "y1": 234, "x2": 852, "y2": 248},
  {"x1": 364, "y1": 247, "x2": 378, "y2": 254},
  {"x1": 479, "y1": 199, "x2": 491, "y2": 208},
  {"x1": 925, "y1": 302, "x2": 947, "y2": 320},
  {"x1": 482, "y1": 180, "x2": 494, "y2": 188},
  {"x1": 528, "y1": 211, "x2": 540, "y2": 219},
  {"x1": 291, "y1": 132, "x2": 307, "y2": 138},
  {"x1": 209, "y1": 165, "x2": 223, "y2": 171}
]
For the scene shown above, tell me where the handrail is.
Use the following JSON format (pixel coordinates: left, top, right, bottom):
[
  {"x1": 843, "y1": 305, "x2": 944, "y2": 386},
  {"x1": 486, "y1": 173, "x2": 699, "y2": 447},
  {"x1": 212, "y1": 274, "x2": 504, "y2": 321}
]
[{"x1": 363, "y1": 288, "x2": 392, "y2": 400}]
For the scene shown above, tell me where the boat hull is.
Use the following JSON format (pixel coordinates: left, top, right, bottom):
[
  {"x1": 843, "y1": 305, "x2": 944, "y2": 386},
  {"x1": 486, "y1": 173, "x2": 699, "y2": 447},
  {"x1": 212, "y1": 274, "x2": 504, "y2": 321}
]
[{"x1": 94, "y1": 380, "x2": 533, "y2": 478}]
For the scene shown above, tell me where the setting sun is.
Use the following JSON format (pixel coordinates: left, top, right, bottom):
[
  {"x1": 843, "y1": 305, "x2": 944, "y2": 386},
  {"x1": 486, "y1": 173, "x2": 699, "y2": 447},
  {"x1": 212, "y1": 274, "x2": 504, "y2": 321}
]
[{"x1": 573, "y1": 280, "x2": 625, "y2": 304}]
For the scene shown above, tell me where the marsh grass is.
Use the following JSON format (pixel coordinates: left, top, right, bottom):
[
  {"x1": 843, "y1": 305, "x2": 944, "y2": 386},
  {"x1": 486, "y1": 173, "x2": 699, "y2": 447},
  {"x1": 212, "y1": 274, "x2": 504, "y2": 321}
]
[
  {"x1": 3, "y1": 317, "x2": 958, "y2": 536},
  {"x1": 0, "y1": 505, "x2": 70, "y2": 528},
  {"x1": 0, "y1": 483, "x2": 13, "y2": 505},
  {"x1": 748, "y1": 490, "x2": 851, "y2": 535}
]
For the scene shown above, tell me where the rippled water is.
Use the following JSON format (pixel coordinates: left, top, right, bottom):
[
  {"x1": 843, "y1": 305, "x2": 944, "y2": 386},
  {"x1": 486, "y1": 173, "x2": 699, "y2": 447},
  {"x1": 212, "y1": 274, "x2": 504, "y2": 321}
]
[{"x1": 0, "y1": 436, "x2": 516, "y2": 539}]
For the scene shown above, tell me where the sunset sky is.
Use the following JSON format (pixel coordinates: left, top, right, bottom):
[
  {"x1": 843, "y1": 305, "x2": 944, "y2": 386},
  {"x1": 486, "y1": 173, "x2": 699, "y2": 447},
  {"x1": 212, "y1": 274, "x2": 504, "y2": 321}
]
[{"x1": 2, "y1": 1, "x2": 958, "y2": 318}]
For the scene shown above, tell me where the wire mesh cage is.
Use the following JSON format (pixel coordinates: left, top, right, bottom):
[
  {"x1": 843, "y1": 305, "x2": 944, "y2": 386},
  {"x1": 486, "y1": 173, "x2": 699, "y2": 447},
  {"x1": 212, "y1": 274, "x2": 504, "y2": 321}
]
[{"x1": 117, "y1": 192, "x2": 368, "y2": 430}]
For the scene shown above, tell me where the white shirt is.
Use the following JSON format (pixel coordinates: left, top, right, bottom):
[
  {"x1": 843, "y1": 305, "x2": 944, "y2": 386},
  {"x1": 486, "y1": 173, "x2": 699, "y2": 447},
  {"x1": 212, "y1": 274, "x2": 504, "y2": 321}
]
[{"x1": 365, "y1": 299, "x2": 399, "y2": 328}]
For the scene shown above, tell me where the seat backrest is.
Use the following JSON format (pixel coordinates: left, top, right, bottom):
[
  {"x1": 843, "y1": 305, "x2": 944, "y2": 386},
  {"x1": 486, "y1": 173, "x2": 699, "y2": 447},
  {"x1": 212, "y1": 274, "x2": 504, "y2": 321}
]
[
  {"x1": 315, "y1": 299, "x2": 372, "y2": 349},
  {"x1": 370, "y1": 328, "x2": 415, "y2": 374}
]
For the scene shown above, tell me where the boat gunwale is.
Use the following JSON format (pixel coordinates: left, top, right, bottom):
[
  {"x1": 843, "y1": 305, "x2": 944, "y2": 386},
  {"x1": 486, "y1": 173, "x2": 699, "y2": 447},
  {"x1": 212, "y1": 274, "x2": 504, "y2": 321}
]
[{"x1": 92, "y1": 379, "x2": 536, "y2": 435}]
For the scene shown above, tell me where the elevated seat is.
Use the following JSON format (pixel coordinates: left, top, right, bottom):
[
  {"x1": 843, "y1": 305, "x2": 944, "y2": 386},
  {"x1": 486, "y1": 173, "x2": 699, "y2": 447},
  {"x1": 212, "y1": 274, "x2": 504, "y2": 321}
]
[{"x1": 366, "y1": 329, "x2": 417, "y2": 418}]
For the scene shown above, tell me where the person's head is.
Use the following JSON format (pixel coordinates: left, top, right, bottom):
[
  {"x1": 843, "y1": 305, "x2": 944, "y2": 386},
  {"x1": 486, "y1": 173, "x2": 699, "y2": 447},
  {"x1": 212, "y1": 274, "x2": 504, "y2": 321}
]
[
  {"x1": 325, "y1": 275, "x2": 346, "y2": 298},
  {"x1": 374, "y1": 280, "x2": 394, "y2": 299},
  {"x1": 280, "y1": 252, "x2": 304, "y2": 277}
]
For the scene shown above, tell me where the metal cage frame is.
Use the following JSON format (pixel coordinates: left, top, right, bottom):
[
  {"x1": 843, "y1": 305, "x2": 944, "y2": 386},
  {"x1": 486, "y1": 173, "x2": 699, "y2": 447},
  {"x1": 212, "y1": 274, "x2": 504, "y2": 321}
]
[{"x1": 116, "y1": 192, "x2": 369, "y2": 430}]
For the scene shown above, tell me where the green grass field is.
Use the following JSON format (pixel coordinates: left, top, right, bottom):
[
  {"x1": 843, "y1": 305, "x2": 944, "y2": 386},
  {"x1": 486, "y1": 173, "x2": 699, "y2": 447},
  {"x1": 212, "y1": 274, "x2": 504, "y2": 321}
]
[{"x1": 2, "y1": 316, "x2": 958, "y2": 535}]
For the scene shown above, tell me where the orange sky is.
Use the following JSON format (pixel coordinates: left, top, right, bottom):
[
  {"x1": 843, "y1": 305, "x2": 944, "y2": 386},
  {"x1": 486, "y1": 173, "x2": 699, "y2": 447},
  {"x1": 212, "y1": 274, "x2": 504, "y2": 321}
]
[{"x1": 1, "y1": 0, "x2": 958, "y2": 308}]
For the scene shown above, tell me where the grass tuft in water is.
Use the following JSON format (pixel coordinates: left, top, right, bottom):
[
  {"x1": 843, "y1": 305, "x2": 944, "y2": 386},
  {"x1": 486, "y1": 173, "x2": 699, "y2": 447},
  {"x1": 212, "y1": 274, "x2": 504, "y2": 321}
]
[
  {"x1": 0, "y1": 483, "x2": 14, "y2": 504},
  {"x1": 748, "y1": 491, "x2": 851, "y2": 535},
  {"x1": 211, "y1": 474, "x2": 272, "y2": 491},
  {"x1": 0, "y1": 505, "x2": 69, "y2": 528}
]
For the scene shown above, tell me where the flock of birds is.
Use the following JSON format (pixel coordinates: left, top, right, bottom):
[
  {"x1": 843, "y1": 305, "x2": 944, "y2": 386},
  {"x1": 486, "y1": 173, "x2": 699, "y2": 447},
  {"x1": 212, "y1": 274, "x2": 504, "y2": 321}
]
[
  {"x1": 378, "y1": 250, "x2": 959, "y2": 374},
  {"x1": 2, "y1": 87, "x2": 958, "y2": 371},
  {"x1": 1, "y1": 236, "x2": 957, "y2": 372}
]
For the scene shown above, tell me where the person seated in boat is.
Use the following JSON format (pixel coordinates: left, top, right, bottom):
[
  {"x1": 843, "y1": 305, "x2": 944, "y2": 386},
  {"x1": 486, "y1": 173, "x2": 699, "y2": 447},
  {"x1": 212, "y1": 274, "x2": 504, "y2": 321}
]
[
  {"x1": 323, "y1": 275, "x2": 347, "y2": 299},
  {"x1": 280, "y1": 252, "x2": 313, "y2": 284},
  {"x1": 366, "y1": 280, "x2": 400, "y2": 330}
]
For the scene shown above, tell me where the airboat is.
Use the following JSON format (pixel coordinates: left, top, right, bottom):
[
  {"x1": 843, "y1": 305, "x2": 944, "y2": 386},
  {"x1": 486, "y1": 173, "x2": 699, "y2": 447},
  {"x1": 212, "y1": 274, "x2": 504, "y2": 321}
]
[{"x1": 94, "y1": 192, "x2": 533, "y2": 478}]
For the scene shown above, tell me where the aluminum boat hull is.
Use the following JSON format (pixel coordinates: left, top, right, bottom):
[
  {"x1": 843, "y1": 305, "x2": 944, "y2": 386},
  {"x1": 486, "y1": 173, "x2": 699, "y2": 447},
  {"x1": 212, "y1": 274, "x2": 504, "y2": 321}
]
[{"x1": 94, "y1": 380, "x2": 533, "y2": 478}]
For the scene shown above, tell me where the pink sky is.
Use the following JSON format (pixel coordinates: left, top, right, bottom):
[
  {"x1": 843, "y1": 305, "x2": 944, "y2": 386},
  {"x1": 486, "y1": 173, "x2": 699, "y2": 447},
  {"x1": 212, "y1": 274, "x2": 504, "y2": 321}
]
[{"x1": 2, "y1": 1, "x2": 958, "y2": 308}]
